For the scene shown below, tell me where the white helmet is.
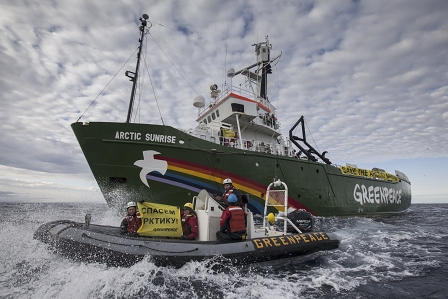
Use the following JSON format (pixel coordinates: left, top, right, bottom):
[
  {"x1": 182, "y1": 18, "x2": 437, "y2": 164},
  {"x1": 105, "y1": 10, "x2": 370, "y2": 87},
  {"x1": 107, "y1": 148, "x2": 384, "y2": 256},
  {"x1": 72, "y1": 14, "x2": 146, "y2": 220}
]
[
  {"x1": 223, "y1": 178, "x2": 232, "y2": 185},
  {"x1": 126, "y1": 202, "x2": 137, "y2": 209}
]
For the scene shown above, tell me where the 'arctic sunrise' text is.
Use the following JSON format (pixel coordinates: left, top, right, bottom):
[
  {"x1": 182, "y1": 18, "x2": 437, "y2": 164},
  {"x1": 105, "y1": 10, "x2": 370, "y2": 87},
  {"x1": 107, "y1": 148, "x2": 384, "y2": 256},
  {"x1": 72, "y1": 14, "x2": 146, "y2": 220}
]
[{"x1": 115, "y1": 131, "x2": 176, "y2": 144}]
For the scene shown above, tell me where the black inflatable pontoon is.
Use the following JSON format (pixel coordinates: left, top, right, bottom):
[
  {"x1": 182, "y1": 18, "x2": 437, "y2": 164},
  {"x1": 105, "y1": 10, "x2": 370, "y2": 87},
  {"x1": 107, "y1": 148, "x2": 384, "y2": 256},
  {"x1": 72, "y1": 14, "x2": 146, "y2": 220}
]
[
  {"x1": 34, "y1": 181, "x2": 340, "y2": 267},
  {"x1": 34, "y1": 220, "x2": 340, "y2": 267}
]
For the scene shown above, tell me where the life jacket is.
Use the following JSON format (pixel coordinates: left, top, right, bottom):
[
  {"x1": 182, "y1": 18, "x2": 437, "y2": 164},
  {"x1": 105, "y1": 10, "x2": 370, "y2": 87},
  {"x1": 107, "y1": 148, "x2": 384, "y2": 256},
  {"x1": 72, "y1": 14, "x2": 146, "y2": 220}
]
[
  {"x1": 222, "y1": 186, "x2": 236, "y2": 202},
  {"x1": 223, "y1": 187, "x2": 246, "y2": 206},
  {"x1": 228, "y1": 206, "x2": 246, "y2": 233},
  {"x1": 181, "y1": 213, "x2": 198, "y2": 238},
  {"x1": 124, "y1": 212, "x2": 142, "y2": 233}
]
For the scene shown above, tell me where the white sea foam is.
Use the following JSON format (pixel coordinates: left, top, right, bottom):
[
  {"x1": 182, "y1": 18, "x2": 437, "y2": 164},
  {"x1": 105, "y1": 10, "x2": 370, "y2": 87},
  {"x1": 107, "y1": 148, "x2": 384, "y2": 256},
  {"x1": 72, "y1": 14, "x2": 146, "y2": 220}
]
[{"x1": 1, "y1": 203, "x2": 447, "y2": 298}]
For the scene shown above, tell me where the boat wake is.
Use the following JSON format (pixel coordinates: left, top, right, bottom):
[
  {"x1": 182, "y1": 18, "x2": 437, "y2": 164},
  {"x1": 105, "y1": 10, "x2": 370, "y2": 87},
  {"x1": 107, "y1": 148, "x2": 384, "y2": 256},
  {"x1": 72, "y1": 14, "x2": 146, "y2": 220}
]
[{"x1": 1, "y1": 203, "x2": 447, "y2": 299}]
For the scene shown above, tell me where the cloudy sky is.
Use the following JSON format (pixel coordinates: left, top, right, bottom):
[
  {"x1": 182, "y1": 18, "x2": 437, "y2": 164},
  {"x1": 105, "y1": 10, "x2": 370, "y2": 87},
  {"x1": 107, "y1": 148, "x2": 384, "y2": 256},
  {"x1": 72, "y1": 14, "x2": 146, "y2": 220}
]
[{"x1": 1, "y1": 0, "x2": 447, "y2": 204}]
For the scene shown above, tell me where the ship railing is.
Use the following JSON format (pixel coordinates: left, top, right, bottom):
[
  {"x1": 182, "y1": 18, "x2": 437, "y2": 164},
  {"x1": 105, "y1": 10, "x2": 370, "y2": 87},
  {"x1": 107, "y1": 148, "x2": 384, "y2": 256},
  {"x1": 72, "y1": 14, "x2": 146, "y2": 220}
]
[
  {"x1": 225, "y1": 85, "x2": 276, "y2": 111},
  {"x1": 199, "y1": 86, "x2": 253, "y2": 115},
  {"x1": 184, "y1": 127, "x2": 306, "y2": 158},
  {"x1": 200, "y1": 85, "x2": 276, "y2": 115},
  {"x1": 252, "y1": 113, "x2": 281, "y2": 131},
  {"x1": 218, "y1": 85, "x2": 254, "y2": 102},
  {"x1": 220, "y1": 137, "x2": 297, "y2": 157}
]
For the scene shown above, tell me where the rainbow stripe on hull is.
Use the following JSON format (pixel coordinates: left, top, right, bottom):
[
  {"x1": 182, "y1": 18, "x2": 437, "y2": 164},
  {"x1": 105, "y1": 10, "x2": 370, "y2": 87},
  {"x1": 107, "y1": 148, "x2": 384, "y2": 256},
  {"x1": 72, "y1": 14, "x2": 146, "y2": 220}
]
[{"x1": 149, "y1": 155, "x2": 303, "y2": 214}]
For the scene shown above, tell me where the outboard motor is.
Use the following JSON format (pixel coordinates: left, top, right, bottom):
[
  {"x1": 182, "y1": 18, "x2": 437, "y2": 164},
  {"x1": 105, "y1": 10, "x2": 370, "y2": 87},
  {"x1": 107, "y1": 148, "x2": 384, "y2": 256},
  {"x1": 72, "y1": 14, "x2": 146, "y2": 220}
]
[{"x1": 287, "y1": 209, "x2": 314, "y2": 233}]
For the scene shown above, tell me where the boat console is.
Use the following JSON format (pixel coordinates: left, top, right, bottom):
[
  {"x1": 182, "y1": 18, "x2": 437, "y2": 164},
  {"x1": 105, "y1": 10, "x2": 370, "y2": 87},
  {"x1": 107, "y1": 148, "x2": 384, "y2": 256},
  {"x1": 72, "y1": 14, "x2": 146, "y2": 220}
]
[{"x1": 192, "y1": 179, "x2": 305, "y2": 241}]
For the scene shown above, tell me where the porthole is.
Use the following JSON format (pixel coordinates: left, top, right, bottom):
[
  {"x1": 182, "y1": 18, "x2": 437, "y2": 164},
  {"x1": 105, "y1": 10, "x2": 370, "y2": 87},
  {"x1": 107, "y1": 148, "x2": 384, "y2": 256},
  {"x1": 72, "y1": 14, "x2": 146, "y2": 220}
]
[
  {"x1": 255, "y1": 162, "x2": 260, "y2": 167},
  {"x1": 179, "y1": 140, "x2": 185, "y2": 144},
  {"x1": 215, "y1": 158, "x2": 220, "y2": 163},
  {"x1": 316, "y1": 169, "x2": 319, "y2": 173}
]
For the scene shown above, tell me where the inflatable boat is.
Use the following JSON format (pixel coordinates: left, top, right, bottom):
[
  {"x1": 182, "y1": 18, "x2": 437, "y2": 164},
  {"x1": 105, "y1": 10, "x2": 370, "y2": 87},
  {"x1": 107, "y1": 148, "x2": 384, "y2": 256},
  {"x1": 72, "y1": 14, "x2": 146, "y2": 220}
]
[{"x1": 34, "y1": 181, "x2": 340, "y2": 267}]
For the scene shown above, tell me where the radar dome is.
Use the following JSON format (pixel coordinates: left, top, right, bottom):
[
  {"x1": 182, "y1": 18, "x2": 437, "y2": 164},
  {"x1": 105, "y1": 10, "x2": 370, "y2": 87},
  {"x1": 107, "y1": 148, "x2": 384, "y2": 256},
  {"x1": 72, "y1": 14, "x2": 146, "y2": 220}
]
[
  {"x1": 193, "y1": 95, "x2": 205, "y2": 108},
  {"x1": 227, "y1": 68, "x2": 235, "y2": 78}
]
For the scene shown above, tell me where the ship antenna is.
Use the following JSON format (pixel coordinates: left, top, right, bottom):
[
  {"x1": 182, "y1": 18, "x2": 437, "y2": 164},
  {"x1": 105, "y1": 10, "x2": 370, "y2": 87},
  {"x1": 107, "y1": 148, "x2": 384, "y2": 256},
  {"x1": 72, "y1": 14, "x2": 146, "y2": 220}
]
[{"x1": 125, "y1": 14, "x2": 151, "y2": 123}]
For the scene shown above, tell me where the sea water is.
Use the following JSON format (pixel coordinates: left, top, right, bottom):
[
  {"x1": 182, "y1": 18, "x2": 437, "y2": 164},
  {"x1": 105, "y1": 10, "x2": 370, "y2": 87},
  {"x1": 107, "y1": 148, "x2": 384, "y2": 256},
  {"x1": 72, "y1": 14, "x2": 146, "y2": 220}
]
[{"x1": 0, "y1": 202, "x2": 447, "y2": 299}]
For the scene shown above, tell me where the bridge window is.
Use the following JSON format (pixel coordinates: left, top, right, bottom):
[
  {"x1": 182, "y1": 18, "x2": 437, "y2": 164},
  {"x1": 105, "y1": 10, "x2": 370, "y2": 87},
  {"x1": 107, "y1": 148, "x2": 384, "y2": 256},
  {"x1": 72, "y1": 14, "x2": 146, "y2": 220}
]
[{"x1": 231, "y1": 103, "x2": 244, "y2": 113}]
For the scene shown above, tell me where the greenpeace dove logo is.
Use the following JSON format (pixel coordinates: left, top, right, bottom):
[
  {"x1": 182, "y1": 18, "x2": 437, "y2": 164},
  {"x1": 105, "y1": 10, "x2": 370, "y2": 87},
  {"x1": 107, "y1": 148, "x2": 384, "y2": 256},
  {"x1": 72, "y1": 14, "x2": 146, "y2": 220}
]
[{"x1": 134, "y1": 150, "x2": 168, "y2": 187}]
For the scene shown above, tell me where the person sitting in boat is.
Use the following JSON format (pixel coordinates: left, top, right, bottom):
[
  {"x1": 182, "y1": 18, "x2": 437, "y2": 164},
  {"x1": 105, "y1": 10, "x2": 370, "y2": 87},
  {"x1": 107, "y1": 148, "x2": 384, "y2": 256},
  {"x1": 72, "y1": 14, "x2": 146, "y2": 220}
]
[
  {"x1": 216, "y1": 194, "x2": 247, "y2": 242},
  {"x1": 220, "y1": 178, "x2": 244, "y2": 207},
  {"x1": 120, "y1": 201, "x2": 142, "y2": 237},
  {"x1": 181, "y1": 203, "x2": 198, "y2": 240},
  {"x1": 287, "y1": 208, "x2": 314, "y2": 233}
]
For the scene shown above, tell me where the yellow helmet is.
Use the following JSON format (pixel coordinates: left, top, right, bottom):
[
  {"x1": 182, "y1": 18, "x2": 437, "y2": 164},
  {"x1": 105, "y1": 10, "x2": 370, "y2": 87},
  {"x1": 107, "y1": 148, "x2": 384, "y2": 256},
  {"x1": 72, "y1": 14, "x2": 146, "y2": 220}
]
[
  {"x1": 267, "y1": 212, "x2": 275, "y2": 224},
  {"x1": 183, "y1": 203, "x2": 194, "y2": 210}
]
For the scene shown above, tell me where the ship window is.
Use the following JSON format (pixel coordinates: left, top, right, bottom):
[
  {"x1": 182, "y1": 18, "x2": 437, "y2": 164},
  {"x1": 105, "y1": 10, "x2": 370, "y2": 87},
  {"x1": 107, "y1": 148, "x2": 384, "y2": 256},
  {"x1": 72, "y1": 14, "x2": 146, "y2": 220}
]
[
  {"x1": 216, "y1": 110, "x2": 220, "y2": 117},
  {"x1": 212, "y1": 112, "x2": 216, "y2": 120},
  {"x1": 203, "y1": 119, "x2": 207, "y2": 124},
  {"x1": 231, "y1": 103, "x2": 244, "y2": 113},
  {"x1": 207, "y1": 116, "x2": 212, "y2": 123}
]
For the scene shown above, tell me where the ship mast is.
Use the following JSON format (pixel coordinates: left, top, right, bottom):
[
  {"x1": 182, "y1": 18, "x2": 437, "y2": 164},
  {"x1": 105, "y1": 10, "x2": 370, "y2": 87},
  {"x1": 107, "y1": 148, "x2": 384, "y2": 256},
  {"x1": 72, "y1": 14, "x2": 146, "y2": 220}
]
[
  {"x1": 125, "y1": 14, "x2": 150, "y2": 123},
  {"x1": 254, "y1": 36, "x2": 272, "y2": 100},
  {"x1": 228, "y1": 36, "x2": 279, "y2": 102}
]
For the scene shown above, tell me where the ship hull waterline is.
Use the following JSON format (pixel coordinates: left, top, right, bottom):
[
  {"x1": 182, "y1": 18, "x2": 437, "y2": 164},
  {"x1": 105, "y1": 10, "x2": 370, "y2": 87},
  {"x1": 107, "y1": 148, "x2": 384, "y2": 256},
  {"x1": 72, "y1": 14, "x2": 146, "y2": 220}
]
[{"x1": 72, "y1": 121, "x2": 412, "y2": 217}]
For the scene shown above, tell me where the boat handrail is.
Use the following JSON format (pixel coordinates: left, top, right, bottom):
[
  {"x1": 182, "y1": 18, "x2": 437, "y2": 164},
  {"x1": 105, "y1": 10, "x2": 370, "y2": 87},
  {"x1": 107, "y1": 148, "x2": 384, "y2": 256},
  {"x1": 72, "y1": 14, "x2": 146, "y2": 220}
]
[{"x1": 262, "y1": 180, "x2": 303, "y2": 235}]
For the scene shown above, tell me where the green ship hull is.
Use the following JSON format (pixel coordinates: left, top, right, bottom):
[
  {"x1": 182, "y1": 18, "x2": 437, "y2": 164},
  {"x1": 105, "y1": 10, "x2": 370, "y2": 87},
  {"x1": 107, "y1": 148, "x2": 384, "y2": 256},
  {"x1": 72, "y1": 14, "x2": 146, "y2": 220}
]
[
  {"x1": 72, "y1": 121, "x2": 411, "y2": 216},
  {"x1": 72, "y1": 17, "x2": 411, "y2": 216}
]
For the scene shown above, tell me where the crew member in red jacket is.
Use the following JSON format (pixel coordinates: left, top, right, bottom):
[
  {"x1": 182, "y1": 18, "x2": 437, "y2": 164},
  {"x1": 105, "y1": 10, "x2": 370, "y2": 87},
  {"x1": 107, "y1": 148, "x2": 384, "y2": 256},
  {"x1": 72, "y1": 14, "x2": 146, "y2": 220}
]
[
  {"x1": 120, "y1": 201, "x2": 142, "y2": 237},
  {"x1": 216, "y1": 194, "x2": 247, "y2": 241},
  {"x1": 181, "y1": 203, "x2": 198, "y2": 240},
  {"x1": 221, "y1": 178, "x2": 243, "y2": 206}
]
